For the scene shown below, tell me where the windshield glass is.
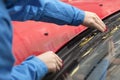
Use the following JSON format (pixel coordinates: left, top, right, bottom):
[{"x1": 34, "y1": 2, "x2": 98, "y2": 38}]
[
  {"x1": 67, "y1": 25, "x2": 120, "y2": 80},
  {"x1": 60, "y1": 12, "x2": 120, "y2": 80},
  {"x1": 43, "y1": 12, "x2": 120, "y2": 80}
]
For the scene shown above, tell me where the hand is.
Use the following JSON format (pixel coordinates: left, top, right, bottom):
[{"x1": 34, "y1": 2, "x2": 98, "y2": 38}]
[
  {"x1": 37, "y1": 51, "x2": 63, "y2": 73},
  {"x1": 82, "y1": 11, "x2": 106, "y2": 32}
]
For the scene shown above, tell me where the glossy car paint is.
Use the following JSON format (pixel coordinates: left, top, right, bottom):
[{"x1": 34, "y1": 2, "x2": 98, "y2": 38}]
[{"x1": 12, "y1": 0, "x2": 120, "y2": 64}]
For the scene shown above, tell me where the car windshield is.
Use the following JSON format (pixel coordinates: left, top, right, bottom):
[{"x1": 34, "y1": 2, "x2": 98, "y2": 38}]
[
  {"x1": 57, "y1": 12, "x2": 120, "y2": 80},
  {"x1": 43, "y1": 11, "x2": 120, "y2": 80},
  {"x1": 67, "y1": 25, "x2": 120, "y2": 80}
]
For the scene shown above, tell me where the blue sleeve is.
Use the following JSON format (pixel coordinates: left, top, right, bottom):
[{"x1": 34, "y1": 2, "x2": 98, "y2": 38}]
[
  {"x1": 0, "y1": 1, "x2": 48, "y2": 80},
  {"x1": 11, "y1": 56, "x2": 48, "y2": 80},
  {"x1": 8, "y1": 0, "x2": 85, "y2": 26}
]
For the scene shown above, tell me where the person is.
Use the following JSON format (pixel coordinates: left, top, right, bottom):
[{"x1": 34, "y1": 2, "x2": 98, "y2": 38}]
[{"x1": 0, "y1": 0, "x2": 106, "y2": 80}]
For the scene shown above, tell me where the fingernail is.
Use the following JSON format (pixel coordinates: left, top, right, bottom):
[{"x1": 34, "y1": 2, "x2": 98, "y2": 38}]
[
  {"x1": 104, "y1": 27, "x2": 108, "y2": 32},
  {"x1": 61, "y1": 61, "x2": 64, "y2": 69},
  {"x1": 62, "y1": 61, "x2": 64, "y2": 64},
  {"x1": 61, "y1": 64, "x2": 64, "y2": 69}
]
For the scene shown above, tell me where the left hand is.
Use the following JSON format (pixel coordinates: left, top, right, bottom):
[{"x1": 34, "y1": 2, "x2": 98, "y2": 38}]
[{"x1": 37, "y1": 51, "x2": 63, "y2": 73}]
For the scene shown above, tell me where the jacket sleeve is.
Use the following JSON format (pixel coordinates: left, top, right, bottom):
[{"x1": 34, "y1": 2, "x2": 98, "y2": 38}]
[
  {"x1": 8, "y1": 0, "x2": 85, "y2": 26},
  {"x1": 11, "y1": 56, "x2": 48, "y2": 80},
  {"x1": 0, "y1": 1, "x2": 48, "y2": 80}
]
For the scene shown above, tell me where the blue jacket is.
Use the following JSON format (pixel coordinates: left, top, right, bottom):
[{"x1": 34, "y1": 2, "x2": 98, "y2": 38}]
[{"x1": 0, "y1": 0, "x2": 85, "y2": 80}]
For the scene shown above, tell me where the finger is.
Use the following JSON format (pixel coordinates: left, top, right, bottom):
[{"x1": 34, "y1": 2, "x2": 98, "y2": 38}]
[
  {"x1": 95, "y1": 15, "x2": 106, "y2": 30},
  {"x1": 53, "y1": 57, "x2": 62, "y2": 71},
  {"x1": 50, "y1": 63, "x2": 57, "y2": 73},
  {"x1": 54, "y1": 63, "x2": 59, "y2": 73},
  {"x1": 54, "y1": 54, "x2": 62, "y2": 62},
  {"x1": 56, "y1": 63, "x2": 60, "y2": 71},
  {"x1": 96, "y1": 15, "x2": 105, "y2": 26},
  {"x1": 92, "y1": 21, "x2": 105, "y2": 32},
  {"x1": 55, "y1": 57, "x2": 63, "y2": 68},
  {"x1": 94, "y1": 18, "x2": 105, "y2": 31},
  {"x1": 54, "y1": 59, "x2": 60, "y2": 71},
  {"x1": 50, "y1": 51, "x2": 62, "y2": 62}
]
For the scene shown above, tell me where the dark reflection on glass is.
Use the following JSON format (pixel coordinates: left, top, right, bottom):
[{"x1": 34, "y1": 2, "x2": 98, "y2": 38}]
[{"x1": 60, "y1": 25, "x2": 120, "y2": 80}]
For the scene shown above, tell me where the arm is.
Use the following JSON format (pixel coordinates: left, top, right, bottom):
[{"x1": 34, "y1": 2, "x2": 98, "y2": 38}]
[
  {"x1": 0, "y1": 1, "x2": 48, "y2": 80},
  {"x1": 8, "y1": 0, "x2": 106, "y2": 32},
  {"x1": 8, "y1": 0, "x2": 85, "y2": 26},
  {"x1": 11, "y1": 51, "x2": 63, "y2": 80},
  {"x1": 11, "y1": 56, "x2": 48, "y2": 80}
]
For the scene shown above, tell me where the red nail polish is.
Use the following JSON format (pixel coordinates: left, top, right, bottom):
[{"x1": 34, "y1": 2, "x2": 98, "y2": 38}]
[
  {"x1": 62, "y1": 61, "x2": 64, "y2": 64},
  {"x1": 61, "y1": 61, "x2": 64, "y2": 69},
  {"x1": 104, "y1": 27, "x2": 108, "y2": 32},
  {"x1": 61, "y1": 64, "x2": 64, "y2": 69}
]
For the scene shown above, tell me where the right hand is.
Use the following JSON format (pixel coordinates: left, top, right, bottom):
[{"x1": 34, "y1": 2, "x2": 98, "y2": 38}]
[
  {"x1": 82, "y1": 11, "x2": 106, "y2": 32},
  {"x1": 37, "y1": 51, "x2": 63, "y2": 73}
]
